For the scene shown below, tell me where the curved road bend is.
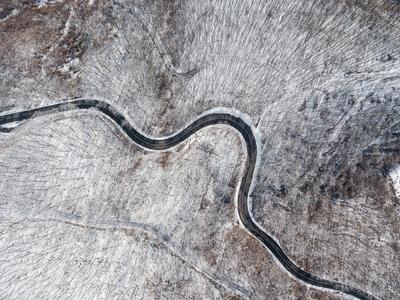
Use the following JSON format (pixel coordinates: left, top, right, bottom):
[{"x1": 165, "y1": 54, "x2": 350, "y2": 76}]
[{"x1": 0, "y1": 99, "x2": 377, "y2": 300}]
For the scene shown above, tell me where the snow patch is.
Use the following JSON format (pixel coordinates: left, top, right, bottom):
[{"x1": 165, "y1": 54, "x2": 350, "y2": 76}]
[
  {"x1": 0, "y1": 7, "x2": 21, "y2": 22},
  {"x1": 35, "y1": 0, "x2": 64, "y2": 8},
  {"x1": 389, "y1": 165, "x2": 400, "y2": 199},
  {"x1": 57, "y1": 57, "x2": 80, "y2": 79}
]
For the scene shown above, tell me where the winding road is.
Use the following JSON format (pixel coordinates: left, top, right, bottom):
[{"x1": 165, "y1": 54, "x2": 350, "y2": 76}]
[{"x1": 0, "y1": 99, "x2": 377, "y2": 300}]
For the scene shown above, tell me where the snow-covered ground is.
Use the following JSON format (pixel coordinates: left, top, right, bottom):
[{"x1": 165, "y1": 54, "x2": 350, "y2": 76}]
[{"x1": 0, "y1": 0, "x2": 399, "y2": 299}]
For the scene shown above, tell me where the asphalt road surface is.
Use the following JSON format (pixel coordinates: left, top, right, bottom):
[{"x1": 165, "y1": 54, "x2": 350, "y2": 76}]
[{"x1": 0, "y1": 99, "x2": 377, "y2": 300}]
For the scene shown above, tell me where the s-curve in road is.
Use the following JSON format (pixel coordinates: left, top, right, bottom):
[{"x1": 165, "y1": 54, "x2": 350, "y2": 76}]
[{"x1": 0, "y1": 99, "x2": 378, "y2": 300}]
